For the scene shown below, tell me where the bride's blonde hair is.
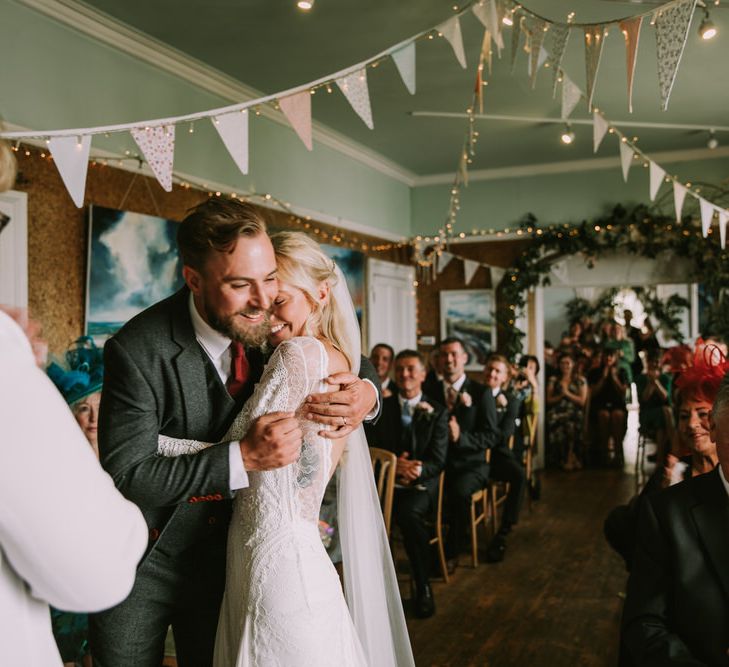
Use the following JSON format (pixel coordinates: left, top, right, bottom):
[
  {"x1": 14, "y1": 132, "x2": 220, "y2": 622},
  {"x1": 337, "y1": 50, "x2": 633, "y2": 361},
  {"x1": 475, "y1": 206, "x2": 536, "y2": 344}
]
[{"x1": 271, "y1": 231, "x2": 354, "y2": 369}]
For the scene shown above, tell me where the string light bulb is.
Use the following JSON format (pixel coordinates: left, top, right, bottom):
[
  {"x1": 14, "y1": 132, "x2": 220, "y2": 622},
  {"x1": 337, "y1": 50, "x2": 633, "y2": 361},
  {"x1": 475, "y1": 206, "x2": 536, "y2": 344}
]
[
  {"x1": 699, "y1": 8, "x2": 718, "y2": 39},
  {"x1": 707, "y1": 130, "x2": 719, "y2": 150},
  {"x1": 560, "y1": 124, "x2": 576, "y2": 145},
  {"x1": 297, "y1": 0, "x2": 314, "y2": 10}
]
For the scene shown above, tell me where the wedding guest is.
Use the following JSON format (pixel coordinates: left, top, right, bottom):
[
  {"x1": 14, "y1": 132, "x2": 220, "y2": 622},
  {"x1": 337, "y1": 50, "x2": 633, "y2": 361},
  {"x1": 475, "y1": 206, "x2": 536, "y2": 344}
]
[
  {"x1": 428, "y1": 338, "x2": 497, "y2": 573},
  {"x1": 425, "y1": 346, "x2": 444, "y2": 389},
  {"x1": 370, "y1": 343, "x2": 395, "y2": 397},
  {"x1": 543, "y1": 340, "x2": 558, "y2": 380},
  {"x1": 635, "y1": 351, "x2": 672, "y2": 465},
  {"x1": 513, "y1": 354, "x2": 540, "y2": 462},
  {"x1": 365, "y1": 350, "x2": 447, "y2": 618},
  {"x1": 547, "y1": 353, "x2": 588, "y2": 470},
  {"x1": 0, "y1": 306, "x2": 146, "y2": 667},
  {"x1": 621, "y1": 372, "x2": 729, "y2": 665},
  {"x1": 610, "y1": 322, "x2": 636, "y2": 384}
]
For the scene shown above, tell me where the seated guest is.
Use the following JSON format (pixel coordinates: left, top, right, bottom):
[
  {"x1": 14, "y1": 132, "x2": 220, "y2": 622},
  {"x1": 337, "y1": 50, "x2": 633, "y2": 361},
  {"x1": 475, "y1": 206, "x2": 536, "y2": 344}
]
[
  {"x1": 513, "y1": 354, "x2": 540, "y2": 462},
  {"x1": 482, "y1": 354, "x2": 527, "y2": 562},
  {"x1": 365, "y1": 350, "x2": 447, "y2": 618},
  {"x1": 587, "y1": 345, "x2": 630, "y2": 466},
  {"x1": 547, "y1": 353, "x2": 588, "y2": 471},
  {"x1": 635, "y1": 351, "x2": 672, "y2": 465},
  {"x1": 426, "y1": 338, "x2": 498, "y2": 573},
  {"x1": 621, "y1": 372, "x2": 729, "y2": 665},
  {"x1": 370, "y1": 342, "x2": 395, "y2": 397}
]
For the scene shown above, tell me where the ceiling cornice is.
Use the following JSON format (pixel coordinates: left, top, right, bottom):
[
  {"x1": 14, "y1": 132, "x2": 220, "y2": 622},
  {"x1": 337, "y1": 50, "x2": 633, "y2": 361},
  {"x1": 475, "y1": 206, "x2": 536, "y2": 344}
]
[
  {"x1": 414, "y1": 145, "x2": 729, "y2": 186},
  {"x1": 13, "y1": 0, "x2": 418, "y2": 186}
]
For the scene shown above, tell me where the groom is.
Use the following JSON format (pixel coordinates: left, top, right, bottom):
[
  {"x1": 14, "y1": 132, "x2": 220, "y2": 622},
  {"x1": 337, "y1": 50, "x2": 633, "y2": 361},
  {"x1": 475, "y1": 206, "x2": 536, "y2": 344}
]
[{"x1": 90, "y1": 199, "x2": 381, "y2": 666}]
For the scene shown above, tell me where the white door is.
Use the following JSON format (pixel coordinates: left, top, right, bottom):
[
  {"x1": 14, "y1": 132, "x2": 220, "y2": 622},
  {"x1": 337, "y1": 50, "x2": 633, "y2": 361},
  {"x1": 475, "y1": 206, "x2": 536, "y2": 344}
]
[
  {"x1": 366, "y1": 258, "x2": 416, "y2": 355},
  {"x1": 0, "y1": 190, "x2": 28, "y2": 308}
]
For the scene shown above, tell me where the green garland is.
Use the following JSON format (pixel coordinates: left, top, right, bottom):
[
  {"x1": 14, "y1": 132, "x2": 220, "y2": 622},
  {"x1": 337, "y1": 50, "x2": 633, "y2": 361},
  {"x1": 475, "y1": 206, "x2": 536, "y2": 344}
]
[{"x1": 496, "y1": 204, "x2": 729, "y2": 360}]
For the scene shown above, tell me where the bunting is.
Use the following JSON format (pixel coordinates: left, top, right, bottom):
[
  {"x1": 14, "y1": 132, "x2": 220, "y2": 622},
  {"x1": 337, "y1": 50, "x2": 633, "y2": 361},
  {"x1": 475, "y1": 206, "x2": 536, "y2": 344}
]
[
  {"x1": 439, "y1": 16, "x2": 467, "y2": 69},
  {"x1": 131, "y1": 125, "x2": 175, "y2": 192},
  {"x1": 510, "y1": 11, "x2": 523, "y2": 73},
  {"x1": 584, "y1": 25, "x2": 608, "y2": 110},
  {"x1": 561, "y1": 75, "x2": 581, "y2": 119},
  {"x1": 336, "y1": 69, "x2": 374, "y2": 129},
  {"x1": 391, "y1": 42, "x2": 416, "y2": 95},
  {"x1": 278, "y1": 92, "x2": 312, "y2": 151},
  {"x1": 619, "y1": 140, "x2": 633, "y2": 182},
  {"x1": 472, "y1": 0, "x2": 503, "y2": 53},
  {"x1": 673, "y1": 181, "x2": 688, "y2": 222},
  {"x1": 490, "y1": 266, "x2": 506, "y2": 288},
  {"x1": 720, "y1": 210, "x2": 728, "y2": 249},
  {"x1": 464, "y1": 259, "x2": 480, "y2": 285},
  {"x1": 212, "y1": 111, "x2": 249, "y2": 174},
  {"x1": 655, "y1": 0, "x2": 698, "y2": 111},
  {"x1": 548, "y1": 24, "x2": 570, "y2": 97},
  {"x1": 649, "y1": 161, "x2": 666, "y2": 201},
  {"x1": 593, "y1": 112, "x2": 609, "y2": 152},
  {"x1": 437, "y1": 251, "x2": 454, "y2": 274},
  {"x1": 620, "y1": 17, "x2": 643, "y2": 113},
  {"x1": 48, "y1": 135, "x2": 91, "y2": 208},
  {"x1": 524, "y1": 18, "x2": 548, "y2": 88},
  {"x1": 700, "y1": 198, "x2": 715, "y2": 237}
]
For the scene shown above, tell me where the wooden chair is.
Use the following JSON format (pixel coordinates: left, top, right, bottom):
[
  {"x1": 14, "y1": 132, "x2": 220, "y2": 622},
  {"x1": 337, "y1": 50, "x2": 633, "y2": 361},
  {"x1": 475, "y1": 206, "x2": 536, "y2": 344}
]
[
  {"x1": 469, "y1": 487, "x2": 489, "y2": 568},
  {"x1": 487, "y1": 436, "x2": 513, "y2": 536},
  {"x1": 429, "y1": 471, "x2": 450, "y2": 583},
  {"x1": 369, "y1": 447, "x2": 397, "y2": 538}
]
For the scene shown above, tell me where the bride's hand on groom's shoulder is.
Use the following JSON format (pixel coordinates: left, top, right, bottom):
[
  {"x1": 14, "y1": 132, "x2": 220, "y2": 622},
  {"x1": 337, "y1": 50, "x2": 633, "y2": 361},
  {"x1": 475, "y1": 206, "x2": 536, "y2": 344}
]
[
  {"x1": 239, "y1": 412, "x2": 303, "y2": 471},
  {"x1": 304, "y1": 373, "x2": 377, "y2": 438}
]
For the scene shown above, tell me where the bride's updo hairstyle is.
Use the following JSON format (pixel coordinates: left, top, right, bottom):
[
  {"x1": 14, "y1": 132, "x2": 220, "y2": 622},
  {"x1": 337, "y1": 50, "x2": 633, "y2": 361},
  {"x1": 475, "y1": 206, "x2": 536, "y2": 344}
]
[{"x1": 271, "y1": 231, "x2": 354, "y2": 369}]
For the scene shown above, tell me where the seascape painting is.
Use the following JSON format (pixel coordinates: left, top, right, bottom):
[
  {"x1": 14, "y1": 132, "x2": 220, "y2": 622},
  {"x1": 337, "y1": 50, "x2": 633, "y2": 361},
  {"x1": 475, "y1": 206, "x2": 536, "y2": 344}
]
[
  {"x1": 321, "y1": 243, "x2": 365, "y2": 327},
  {"x1": 86, "y1": 206, "x2": 183, "y2": 338},
  {"x1": 439, "y1": 289, "x2": 495, "y2": 370}
]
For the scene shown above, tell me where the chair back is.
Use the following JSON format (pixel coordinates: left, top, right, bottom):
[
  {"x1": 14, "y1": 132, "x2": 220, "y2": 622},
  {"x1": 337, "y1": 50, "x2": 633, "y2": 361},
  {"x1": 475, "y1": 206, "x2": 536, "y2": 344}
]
[{"x1": 369, "y1": 447, "x2": 397, "y2": 537}]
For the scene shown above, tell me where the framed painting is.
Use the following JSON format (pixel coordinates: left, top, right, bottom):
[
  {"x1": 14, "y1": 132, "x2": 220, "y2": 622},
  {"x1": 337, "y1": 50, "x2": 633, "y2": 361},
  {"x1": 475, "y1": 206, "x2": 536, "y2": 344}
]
[
  {"x1": 86, "y1": 205, "x2": 184, "y2": 339},
  {"x1": 439, "y1": 289, "x2": 496, "y2": 370}
]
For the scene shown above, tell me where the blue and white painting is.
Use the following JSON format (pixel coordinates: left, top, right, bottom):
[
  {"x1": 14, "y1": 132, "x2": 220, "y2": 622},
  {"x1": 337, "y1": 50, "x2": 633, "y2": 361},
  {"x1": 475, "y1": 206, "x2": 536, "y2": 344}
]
[
  {"x1": 321, "y1": 243, "x2": 365, "y2": 326},
  {"x1": 439, "y1": 289, "x2": 495, "y2": 370},
  {"x1": 86, "y1": 206, "x2": 183, "y2": 338}
]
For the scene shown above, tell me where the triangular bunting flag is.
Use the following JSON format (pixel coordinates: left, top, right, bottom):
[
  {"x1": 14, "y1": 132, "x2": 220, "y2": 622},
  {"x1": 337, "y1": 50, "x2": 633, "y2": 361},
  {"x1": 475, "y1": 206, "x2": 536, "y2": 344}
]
[
  {"x1": 481, "y1": 29, "x2": 493, "y2": 77},
  {"x1": 48, "y1": 135, "x2": 91, "y2": 208},
  {"x1": 438, "y1": 16, "x2": 467, "y2": 69},
  {"x1": 619, "y1": 140, "x2": 633, "y2": 182},
  {"x1": 437, "y1": 251, "x2": 454, "y2": 274},
  {"x1": 593, "y1": 112, "x2": 609, "y2": 152},
  {"x1": 649, "y1": 161, "x2": 666, "y2": 201},
  {"x1": 673, "y1": 181, "x2": 688, "y2": 222},
  {"x1": 656, "y1": 0, "x2": 697, "y2": 111},
  {"x1": 391, "y1": 42, "x2": 416, "y2": 95},
  {"x1": 584, "y1": 25, "x2": 607, "y2": 109},
  {"x1": 527, "y1": 20, "x2": 548, "y2": 88},
  {"x1": 510, "y1": 12, "x2": 523, "y2": 72},
  {"x1": 472, "y1": 0, "x2": 503, "y2": 53},
  {"x1": 336, "y1": 69, "x2": 374, "y2": 129},
  {"x1": 619, "y1": 16, "x2": 643, "y2": 113},
  {"x1": 550, "y1": 260, "x2": 569, "y2": 284},
  {"x1": 548, "y1": 24, "x2": 570, "y2": 96},
  {"x1": 490, "y1": 266, "x2": 506, "y2": 288},
  {"x1": 131, "y1": 125, "x2": 175, "y2": 192},
  {"x1": 464, "y1": 259, "x2": 480, "y2": 285},
  {"x1": 719, "y1": 210, "x2": 728, "y2": 249},
  {"x1": 561, "y1": 75, "x2": 582, "y2": 119},
  {"x1": 278, "y1": 92, "x2": 312, "y2": 151},
  {"x1": 212, "y1": 111, "x2": 249, "y2": 174},
  {"x1": 700, "y1": 198, "x2": 715, "y2": 237}
]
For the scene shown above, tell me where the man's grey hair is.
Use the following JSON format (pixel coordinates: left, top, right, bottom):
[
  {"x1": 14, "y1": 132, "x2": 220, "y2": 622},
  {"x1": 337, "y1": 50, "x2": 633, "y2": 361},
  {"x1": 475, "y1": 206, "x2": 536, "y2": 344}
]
[{"x1": 712, "y1": 372, "x2": 729, "y2": 418}]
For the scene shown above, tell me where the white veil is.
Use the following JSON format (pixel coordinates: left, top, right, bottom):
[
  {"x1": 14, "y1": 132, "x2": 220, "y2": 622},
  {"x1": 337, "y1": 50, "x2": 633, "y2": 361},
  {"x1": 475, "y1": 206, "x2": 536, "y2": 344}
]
[{"x1": 331, "y1": 265, "x2": 415, "y2": 667}]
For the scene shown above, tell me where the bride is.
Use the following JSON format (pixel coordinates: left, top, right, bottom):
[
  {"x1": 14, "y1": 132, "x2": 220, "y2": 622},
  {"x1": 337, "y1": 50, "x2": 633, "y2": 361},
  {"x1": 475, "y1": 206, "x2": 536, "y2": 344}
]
[{"x1": 159, "y1": 231, "x2": 414, "y2": 666}]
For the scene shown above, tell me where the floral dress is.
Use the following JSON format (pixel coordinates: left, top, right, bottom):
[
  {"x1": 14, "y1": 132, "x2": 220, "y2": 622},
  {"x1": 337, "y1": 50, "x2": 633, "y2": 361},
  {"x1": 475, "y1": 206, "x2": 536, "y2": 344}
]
[{"x1": 546, "y1": 375, "x2": 586, "y2": 465}]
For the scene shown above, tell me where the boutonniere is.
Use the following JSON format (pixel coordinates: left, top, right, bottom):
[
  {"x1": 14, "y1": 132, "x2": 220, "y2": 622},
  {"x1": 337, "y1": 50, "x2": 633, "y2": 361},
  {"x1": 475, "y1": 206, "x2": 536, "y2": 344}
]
[
  {"x1": 414, "y1": 401, "x2": 435, "y2": 420},
  {"x1": 460, "y1": 391, "x2": 472, "y2": 407}
]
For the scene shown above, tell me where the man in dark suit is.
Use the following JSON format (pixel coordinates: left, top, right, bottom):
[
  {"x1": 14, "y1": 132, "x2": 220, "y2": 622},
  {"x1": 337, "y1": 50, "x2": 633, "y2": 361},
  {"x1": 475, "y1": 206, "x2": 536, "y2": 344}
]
[
  {"x1": 90, "y1": 199, "x2": 381, "y2": 666},
  {"x1": 366, "y1": 349, "x2": 448, "y2": 618},
  {"x1": 425, "y1": 337, "x2": 498, "y2": 572},
  {"x1": 621, "y1": 373, "x2": 729, "y2": 666}
]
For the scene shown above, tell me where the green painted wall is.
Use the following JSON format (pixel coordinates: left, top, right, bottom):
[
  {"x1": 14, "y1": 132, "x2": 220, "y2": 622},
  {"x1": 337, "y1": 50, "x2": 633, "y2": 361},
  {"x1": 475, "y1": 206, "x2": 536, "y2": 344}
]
[
  {"x1": 411, "y1": 157, "x2": 729, "y2": 236},
  {"x1": 1, "y1": 0, "x2": 411, "y2": 236}
]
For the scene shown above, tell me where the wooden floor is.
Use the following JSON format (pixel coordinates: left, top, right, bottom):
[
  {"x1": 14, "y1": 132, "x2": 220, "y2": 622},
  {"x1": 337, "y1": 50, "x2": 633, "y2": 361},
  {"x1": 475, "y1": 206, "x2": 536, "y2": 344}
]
[{"x1": 404, "y1": 469, "x2": 635, "y2": 667}]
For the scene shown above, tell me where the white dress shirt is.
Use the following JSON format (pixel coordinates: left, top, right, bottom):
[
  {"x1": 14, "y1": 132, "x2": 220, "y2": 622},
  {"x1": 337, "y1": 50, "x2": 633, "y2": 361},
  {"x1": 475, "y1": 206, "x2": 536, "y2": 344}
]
[
  {"x1": 397, "y1": 391, "x2": 423, "y2": 478},
  {"x1": 0, "y1": 311, "x2": 147, "y2": 666},
  {"x1": 443, "y1": 374, "x2": 467, "y2": 395}
]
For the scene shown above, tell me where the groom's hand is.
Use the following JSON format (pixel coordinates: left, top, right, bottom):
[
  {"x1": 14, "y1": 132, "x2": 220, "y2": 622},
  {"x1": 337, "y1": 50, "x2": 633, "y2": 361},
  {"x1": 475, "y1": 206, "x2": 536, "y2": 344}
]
[
  {"x1": 305, "y1": 373, "x2": 377, "y2": 438},
  {"x1": 239, "y1": 412, "x2": 302, "y2": 471}
]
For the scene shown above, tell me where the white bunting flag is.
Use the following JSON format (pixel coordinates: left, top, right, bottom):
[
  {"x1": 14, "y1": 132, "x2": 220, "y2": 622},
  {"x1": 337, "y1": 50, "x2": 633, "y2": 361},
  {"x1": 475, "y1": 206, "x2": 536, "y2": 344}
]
[
  {"x1": 464, "y1": 259, "x2": 480, "y2": 285},
  {"x1": 673, "y1": 181, "x2": 688, "y2": 222},
  {"x1": 719, "y1": 210, "x2": 728, "y2": 249},
  {"x1": 438, "y1": 16, "x2": 467, "y2": 69},
  {"x1": 48, "y1": 135, "x2": 91, "y2": 208},
  {"x1": 656, "y1": 0, "x2": 698, "y2": 111},
  {"x1": 490, "y1": 266, "x2": 506, "y2": 287},
  {"x1": 391, "y1": 42, "x2": 416, "y2": 95},
  {"x1": 212, "y1": 111, "x2": 249, "y2": 174},
  {"x1": 279, "y1": 91, "x2": 313, "y2": 151},
  {"x1": 472, "y1": 0, "x2": 503, "y2": 52},
  {"x1": 619, "y1": 140, "x2": 633, "y2": 182},
  {"x1": 550, "y1": 260, "x2": 569, "y2": 284},
  {"x1": 510, "y1": 11, "x2": 523, "y2": 72},
  {"x1": 593, "y1": 112, "x2": 609, "y2": 152},
  {"x1": 437, "y1": 251, "x2": 454, "y2": 274},
  {"x1": 561, "y1": 75, "x2": 581, "y2": 119},
  {"x1": 584, "y1": 25, "x2": 607, "y2": 109},
  {"x1": 548, "y1": 24, "x2": 570, "y2": 96},
  {"x1": 131, "y1": 125, "x2": 175, "y2": 191},
  {"x1": 526, "y1": 19, "x2": 548, "y2": 88},
  {"x1": 336, "y1": 69, "x2": 374, "y2": 129},
  {"x1": 649, "y1": 161, "x2": 666, "y2": 201},
  {"x1": 700, "y1": 198, "x2": 715, "y2": 237}
]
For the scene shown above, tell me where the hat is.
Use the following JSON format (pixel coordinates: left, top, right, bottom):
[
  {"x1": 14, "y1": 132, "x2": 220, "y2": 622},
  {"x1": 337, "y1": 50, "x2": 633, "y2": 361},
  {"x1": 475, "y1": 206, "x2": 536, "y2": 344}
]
[{"x1": 47, "y1": 336, "x2": 104, "y2": 405}]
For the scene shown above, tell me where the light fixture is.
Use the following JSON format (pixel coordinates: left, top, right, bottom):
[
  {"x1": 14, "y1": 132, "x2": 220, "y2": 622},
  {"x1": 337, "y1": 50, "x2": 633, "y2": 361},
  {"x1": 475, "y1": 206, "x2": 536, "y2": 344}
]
[
  {"x1": 560, "y1": 124, "x2": 575, "y2": 145},
  {"x1": 297, "y1": 0, "x2": 314, "y2": 10},
  {"x1": 708, "y1": 130, "x2": 719, "y2": 149},
  {"x1": 502, "y1": 11, "x2": 513, "y2": 26},
  {"x1": 699, "y1": 8, "x2": 718, "y2": 40}
]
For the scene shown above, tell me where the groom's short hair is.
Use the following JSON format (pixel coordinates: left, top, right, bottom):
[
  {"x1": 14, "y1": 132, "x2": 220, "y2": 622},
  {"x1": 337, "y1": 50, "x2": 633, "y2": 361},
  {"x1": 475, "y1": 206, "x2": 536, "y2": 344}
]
[{"x1": 177, "y1": 199, "x2": 268, "y2": 269}]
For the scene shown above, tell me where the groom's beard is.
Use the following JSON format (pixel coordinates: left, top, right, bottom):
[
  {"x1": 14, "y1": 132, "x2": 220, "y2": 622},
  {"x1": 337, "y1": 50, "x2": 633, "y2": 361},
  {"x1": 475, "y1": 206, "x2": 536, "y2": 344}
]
[{"x1": 207, "y1": 306, "x2": 271, "y2": 348}]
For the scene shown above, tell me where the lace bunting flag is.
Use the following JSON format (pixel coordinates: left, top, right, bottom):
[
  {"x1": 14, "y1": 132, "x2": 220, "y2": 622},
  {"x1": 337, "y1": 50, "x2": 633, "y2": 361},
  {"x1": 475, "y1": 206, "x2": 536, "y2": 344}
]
[
  {"x1": 584, "y1": 25, "x2": 608, "y2": 109},
  {"x1": 656, "y1": 0, "x2": 698, "y2": 111},
  {"x1": 336, "y1": 69, "x2": 374, "y2": 129},
  {"x1": 131, "y1": 125, "x2": 175, "y2": 191}
]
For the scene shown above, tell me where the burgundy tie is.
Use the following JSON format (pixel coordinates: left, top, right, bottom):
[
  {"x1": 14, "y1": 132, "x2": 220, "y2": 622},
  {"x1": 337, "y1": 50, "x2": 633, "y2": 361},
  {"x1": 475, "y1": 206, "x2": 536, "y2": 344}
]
[{"x1": 226, "y1": 341, "x2": 249, "y2": 399}]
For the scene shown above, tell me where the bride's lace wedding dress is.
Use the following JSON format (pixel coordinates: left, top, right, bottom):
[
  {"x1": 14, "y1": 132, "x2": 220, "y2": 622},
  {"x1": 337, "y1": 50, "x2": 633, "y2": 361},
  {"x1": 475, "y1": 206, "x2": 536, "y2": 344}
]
[{"x1": 158, "y1": 337, "x2": 368, "y2": 667}]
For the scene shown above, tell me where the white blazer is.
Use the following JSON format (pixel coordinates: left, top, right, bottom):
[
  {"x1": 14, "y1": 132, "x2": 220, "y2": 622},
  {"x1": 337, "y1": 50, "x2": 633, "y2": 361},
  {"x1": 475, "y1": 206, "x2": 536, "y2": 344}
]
[{"x1": 0, "y1": 311, "x2": 147, "y2": 666}]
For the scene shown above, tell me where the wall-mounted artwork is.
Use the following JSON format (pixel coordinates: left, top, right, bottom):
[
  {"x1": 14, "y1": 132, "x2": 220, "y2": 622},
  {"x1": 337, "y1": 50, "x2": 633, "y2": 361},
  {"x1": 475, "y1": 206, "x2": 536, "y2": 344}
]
[
  {"x1": 439, "y1": 289, "x2": 495, "y2": 370},
  {"x1": 86, "y1": 205, "x2": 183, "y2": 338},
  {"x1": 321, "y1": 243, "x2": 365, "y2": 327}
]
